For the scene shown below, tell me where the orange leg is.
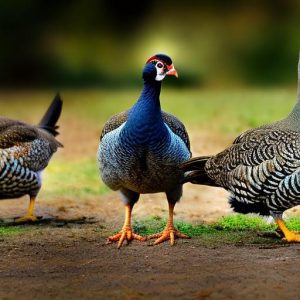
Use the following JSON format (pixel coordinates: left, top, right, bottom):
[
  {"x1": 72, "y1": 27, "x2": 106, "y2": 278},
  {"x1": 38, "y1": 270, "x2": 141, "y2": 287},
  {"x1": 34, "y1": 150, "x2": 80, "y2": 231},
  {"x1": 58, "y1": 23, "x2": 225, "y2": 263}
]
[
  {"x1": 147, "y1": 202, "x2": 190, "y2": 246},
  {"x1": 276, "y1": 219, "x2": 300, "y2": 242},
  {"x1": 107, "y1": 204, "x2": 146, "y2": 248},
  {"x1": 15, "y1": 196, "x2": 39, "y2": 223}
]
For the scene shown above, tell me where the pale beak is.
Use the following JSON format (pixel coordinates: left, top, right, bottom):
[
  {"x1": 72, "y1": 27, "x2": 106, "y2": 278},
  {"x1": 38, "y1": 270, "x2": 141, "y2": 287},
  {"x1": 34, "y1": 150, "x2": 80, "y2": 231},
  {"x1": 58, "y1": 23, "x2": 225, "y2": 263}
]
[{"x1": 166, "y1": 64, "x2": 178, "y2": 78}]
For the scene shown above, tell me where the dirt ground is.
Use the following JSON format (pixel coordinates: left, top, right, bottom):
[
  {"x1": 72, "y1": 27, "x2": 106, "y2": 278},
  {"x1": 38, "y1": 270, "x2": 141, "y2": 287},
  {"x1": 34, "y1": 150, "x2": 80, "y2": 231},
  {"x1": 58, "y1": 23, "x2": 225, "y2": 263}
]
[
  {"x1": 1, "y1": 123, "x2": 300, "y2": 299},
  {"x1": 0, "y1": 222, "x2": 300, "y2": 300}
]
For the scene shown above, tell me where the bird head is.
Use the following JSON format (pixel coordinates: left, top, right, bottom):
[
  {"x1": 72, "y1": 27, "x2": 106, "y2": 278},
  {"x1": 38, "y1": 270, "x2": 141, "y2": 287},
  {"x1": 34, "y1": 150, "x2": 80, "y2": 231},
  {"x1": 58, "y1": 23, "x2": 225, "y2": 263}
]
[{"x1": 143, "y1": 54, "x2": 178, "y2": 82}]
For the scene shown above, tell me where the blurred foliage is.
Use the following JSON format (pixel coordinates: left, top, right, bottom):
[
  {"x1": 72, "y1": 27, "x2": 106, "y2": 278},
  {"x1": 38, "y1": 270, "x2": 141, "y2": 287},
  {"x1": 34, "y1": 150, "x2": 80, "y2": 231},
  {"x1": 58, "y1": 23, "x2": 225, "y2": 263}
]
[
  {"x1": 0, "y1": 0, "x2": 299, "y2": 88},
  {"x1": 0, "y1": 87, "x2": 296, "y2": 134},
  {"x1": 61, "y1": 87, "x2": 297, "y2": 134}
]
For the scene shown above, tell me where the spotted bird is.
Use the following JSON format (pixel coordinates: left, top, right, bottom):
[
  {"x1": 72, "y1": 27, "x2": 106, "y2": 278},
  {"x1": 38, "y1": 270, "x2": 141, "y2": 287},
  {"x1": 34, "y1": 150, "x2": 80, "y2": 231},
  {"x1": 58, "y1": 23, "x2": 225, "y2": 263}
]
[
  {"x1": 98, "y1": 54, "x2": 191, "y2": 248},
  {"x1": 181, "y1": 54, "x2": 300, "y2": 242},
  {"x1": 0, "y1": 94, "x2": 63, "y2": 222}
]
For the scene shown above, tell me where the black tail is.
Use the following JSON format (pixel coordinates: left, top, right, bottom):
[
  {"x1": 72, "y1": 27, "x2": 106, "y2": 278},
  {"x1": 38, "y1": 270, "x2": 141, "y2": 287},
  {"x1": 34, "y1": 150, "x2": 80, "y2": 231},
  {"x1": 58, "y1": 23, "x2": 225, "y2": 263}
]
[
  {"x1": 229, "y1": 195, "x2": 270, "y2": 216},
  {"x1": 180, "y1": 156, "x2": 217, "y2": 186},
  {"x1": 38, "y1": 93, "x2": 63, "y2": 136}
]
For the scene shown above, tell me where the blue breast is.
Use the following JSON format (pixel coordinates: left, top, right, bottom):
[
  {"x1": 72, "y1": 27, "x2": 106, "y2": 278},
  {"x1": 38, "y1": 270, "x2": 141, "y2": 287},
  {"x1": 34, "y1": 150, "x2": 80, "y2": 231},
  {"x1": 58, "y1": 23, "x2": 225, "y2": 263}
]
[
  {"x1": 120, "y1": 80, "x2": 168, "y2": 147},
  {"x1": 98, "y1": 79, "x2": 189, "y2": 193}
]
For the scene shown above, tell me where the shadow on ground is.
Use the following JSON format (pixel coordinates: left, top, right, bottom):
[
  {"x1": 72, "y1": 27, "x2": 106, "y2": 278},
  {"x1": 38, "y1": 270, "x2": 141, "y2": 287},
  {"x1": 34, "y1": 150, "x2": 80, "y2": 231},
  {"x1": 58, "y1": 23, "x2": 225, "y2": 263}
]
[{"x1": 0, "y1": 216, "x2": 98, "y2": 227}]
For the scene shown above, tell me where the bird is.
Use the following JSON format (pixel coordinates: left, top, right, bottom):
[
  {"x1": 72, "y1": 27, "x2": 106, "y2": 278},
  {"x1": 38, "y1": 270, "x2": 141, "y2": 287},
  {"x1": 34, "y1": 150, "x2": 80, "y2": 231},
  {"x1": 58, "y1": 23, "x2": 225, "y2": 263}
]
[
  {"x1": 181, "y1": 54, "x2": 300, "y2": 242},
  {"x1": 98, "y1": 54, "x2": 191, "y2": 248},
  {"x1": 0, "y1": 94, "x2": 63, "y2": 223}
]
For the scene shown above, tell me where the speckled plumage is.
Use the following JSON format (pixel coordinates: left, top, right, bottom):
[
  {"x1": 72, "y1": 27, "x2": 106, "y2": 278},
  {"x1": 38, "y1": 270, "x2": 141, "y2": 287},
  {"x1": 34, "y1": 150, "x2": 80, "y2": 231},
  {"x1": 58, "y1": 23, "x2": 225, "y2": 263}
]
[
  {"x1": 98, "y1": 54, "x2": 191, "y2": 246},
  {"x1": 0, "y1": 95, "x2": 62, "y2": 202},
  {"x1": 100, "y1": 119, "x2": 190, "y2": 195},
  {"x1": 182, "y1": 54, "x2": 300, "y2": 219},
  {"x1": 99, "y1": 87, "x2": 191, "y2": 202}
]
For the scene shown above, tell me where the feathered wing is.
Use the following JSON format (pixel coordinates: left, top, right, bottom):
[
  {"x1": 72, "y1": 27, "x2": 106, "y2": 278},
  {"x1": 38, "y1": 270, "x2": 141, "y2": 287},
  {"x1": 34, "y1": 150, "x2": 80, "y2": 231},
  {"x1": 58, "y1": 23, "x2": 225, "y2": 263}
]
[
  {"x1": 100, "y1": 110, "x2": 191, "y2": 153},
  {"x1": 186, "y1": 128, "x2": 300, "y2": 212},
  {"x1": 0, "y1": 127, "x2": 38, "y2": 149},
  {"x1": 212, "y1": 129, "x2": 299, "y2": 181},
  {"x1": 0, "y1": 94, "x2": 63, "y2": 150},
  {"x1": 100, "y1": 111, "x2": 128, "y2": 141},
  {"x1": 161, "y1": 111, "x2": 191, "y2": 153},
  {"x1": 0, "y1": 119, "x2": 61, "y2": 151},
  {"x1": 0, "y1": 120, "x2": 38, "y2": 149},
  {"x1": 0, "y1": 118, "x2": 26, "y2": 133}
]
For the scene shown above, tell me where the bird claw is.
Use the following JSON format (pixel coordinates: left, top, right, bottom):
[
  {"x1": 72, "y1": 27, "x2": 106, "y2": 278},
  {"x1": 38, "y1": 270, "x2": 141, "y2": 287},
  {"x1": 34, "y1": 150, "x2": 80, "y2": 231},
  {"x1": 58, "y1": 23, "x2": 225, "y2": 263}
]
[
  {"x1": 14, "y1": 215, "x2": 42, "y2": 224},
  {"x1": 147, "y1": 227, "x2": 190, "y2": 246},
  {"x1": 107, "y1": 227, "x2": 146, "y2": 249},
  {"x1": 282, "y1": 231, "x2": 300, "y2": 242}
]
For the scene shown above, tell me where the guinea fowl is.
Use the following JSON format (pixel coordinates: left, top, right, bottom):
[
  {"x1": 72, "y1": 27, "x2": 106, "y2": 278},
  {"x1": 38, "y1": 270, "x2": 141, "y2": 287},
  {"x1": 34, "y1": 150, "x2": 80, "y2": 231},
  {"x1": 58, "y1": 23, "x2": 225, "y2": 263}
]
[
  {"x1": 181, "y1": 54, "x2": 300, "y2": 242},
  {"x1": 0, "y1": 94, "x2": 63, "y2": 222},
  {"x1": 98, "y1": 54, "x2": 191, "y2": 248}
]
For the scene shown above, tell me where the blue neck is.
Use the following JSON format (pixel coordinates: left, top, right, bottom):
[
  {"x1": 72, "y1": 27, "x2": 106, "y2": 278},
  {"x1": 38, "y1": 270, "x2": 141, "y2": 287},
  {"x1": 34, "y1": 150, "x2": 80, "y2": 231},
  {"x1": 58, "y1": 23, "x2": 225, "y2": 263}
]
[{"x1": 122, "y1": 80, "x2": 168, "y2": 145}]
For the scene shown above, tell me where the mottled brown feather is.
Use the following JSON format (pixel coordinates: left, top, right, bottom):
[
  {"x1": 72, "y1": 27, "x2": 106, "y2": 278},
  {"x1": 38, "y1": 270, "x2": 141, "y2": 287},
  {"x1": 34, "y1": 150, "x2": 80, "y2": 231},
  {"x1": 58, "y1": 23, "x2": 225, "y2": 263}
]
[
  {"x1": 0, "y1": 126, "x2": 38, "y2": 149},
  {"x1": 0, "y1": 117, "x2": 61, "y2": 150}
]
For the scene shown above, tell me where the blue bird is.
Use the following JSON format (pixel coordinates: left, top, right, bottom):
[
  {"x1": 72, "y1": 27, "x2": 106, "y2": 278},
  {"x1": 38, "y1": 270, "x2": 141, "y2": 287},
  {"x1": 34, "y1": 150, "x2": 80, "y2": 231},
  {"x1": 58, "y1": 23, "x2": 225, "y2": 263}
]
[{"x1": 98, "y1": 54, "x2": 191, "y2": 248}]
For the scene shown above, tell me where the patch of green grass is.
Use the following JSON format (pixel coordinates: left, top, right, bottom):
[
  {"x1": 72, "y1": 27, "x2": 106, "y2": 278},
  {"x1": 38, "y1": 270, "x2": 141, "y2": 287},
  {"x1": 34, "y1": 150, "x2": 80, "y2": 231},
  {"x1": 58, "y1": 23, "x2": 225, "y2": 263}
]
[
  {"x1": 41, "y1": 158, "x2": 109, "y2": 199},
  {"x1": 133, "y1": 214, "x2": 300, "y2": 245},
  {"x1": 217, "y1": 214, "x2": 300, "y2": 232},
  {"x1": 216, "y1": 214, "x2": 275, "y2": 231},
  {"x1": 284, "y1": 217, "x2": 300, "y2": 231},
  {"x1": 132, "y1": 215, "x2": 221, "y2": 237},
  {"x1": 133, "y1": 214, "x2": 275, "y2": 236},
  {"x1": 0, "y1": 225, "x2": 26, "y2": 236}
]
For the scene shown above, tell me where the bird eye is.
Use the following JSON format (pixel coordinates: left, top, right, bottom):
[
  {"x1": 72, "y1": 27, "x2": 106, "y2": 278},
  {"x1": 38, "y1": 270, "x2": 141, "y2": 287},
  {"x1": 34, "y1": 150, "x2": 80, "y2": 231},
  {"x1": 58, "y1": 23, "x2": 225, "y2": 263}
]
[{"x1": 157, "y1": 62, "x2": 163, "y2": 68}]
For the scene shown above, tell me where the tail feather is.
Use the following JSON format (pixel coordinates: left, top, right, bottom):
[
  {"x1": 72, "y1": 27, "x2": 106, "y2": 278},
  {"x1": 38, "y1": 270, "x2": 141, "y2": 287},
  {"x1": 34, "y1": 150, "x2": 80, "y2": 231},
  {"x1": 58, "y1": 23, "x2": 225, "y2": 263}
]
[
  {"x1": 229, "y1": 195, "x2": 270, "y2": 216},
  {"x1": 38, "y1": 93, "x2": 63, "y2": 136},
  {"x1": 180, "y1": 156, "x2": 211, "y2": 171},
  {"x1": 180, "y1": 156, "x2": 217, "y2": 186}
]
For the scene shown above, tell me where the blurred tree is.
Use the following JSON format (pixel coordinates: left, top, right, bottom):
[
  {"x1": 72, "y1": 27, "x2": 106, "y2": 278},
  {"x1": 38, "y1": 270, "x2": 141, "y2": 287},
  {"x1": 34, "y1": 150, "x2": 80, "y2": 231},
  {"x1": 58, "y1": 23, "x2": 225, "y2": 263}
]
[{"x1": 0, "y1": 0, "x2": 299, "y2": 88}]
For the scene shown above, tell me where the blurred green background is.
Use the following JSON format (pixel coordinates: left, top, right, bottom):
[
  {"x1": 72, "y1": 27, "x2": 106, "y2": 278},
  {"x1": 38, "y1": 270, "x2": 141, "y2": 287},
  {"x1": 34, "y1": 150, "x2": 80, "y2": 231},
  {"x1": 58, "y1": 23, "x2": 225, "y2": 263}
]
[{"x1": 0, "y1": 0, "x2": 299, "y2": 88}]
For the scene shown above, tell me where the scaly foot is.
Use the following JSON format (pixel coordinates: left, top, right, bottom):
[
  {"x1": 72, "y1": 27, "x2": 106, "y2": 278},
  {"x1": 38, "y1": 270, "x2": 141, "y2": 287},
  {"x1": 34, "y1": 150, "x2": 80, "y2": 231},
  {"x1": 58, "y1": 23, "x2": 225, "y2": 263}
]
[
  {"x1": 147, "y1": 226, "x2": 190, "y2": 246},
  {"x1": 15, "y1": 196, "x2": 40, "y2": 223},
  {"x1": 107, "y1": 225, "x2": 146, "y2": 249},
  {"x1": 14, "y1": 215, "x2": 41, "y2": 223},
  {"x1": 282, "y1": 231, "x2": 300, "y2": 242},
  {"x1": 275, "y1": 219, "x2": 300, "y2": 243}
]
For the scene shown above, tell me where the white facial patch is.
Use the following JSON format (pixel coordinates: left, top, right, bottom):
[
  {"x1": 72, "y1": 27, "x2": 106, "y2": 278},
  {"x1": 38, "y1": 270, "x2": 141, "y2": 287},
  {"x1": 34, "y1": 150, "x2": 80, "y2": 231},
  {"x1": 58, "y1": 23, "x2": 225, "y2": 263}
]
[{"x1": 155, "y1": 61, "x2": 166, "y2": 81}]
